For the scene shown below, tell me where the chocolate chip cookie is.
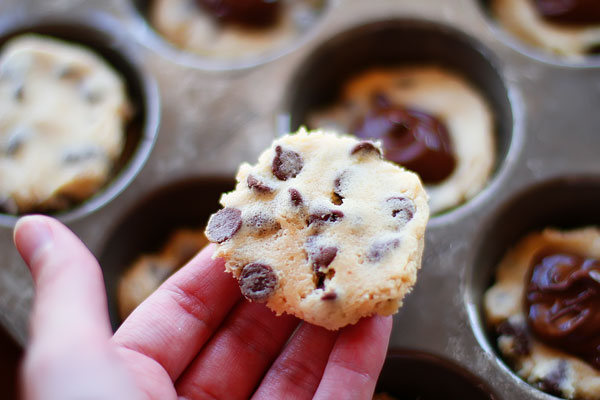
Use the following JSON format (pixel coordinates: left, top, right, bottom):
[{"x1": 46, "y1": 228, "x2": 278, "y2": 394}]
[{"x1": 206, "y1": 129, "x2": 429, "y2": 330}]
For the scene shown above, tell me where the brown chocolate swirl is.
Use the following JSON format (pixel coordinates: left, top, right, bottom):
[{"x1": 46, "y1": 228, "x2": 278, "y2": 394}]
[
  {"x1": 535, "y1": 0, "x2": 600, "y2": 25},
  {"x1": 196, "y1": 0, "x2": 281, "y2": 28},
  {"x1": 525, "y1": 250, "x2": 600, "y2": 369},
  {"x1": 352, "y1": 93, "x2": 456, "y2": 184}
]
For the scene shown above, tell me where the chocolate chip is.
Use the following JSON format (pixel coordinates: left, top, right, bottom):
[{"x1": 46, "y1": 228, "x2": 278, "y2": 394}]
[
  {"x1": 85, "y1": 90, "x2": 103, "y2": 104},
  {"x1": 372, "y1": 91, "x2": 392, "y2": 108},
  {"x1": 535, "y1": 0, "x2": 600, "y2": 25},
  {"x1": 289, "y1": 188, "x2": 303, "y2": 207},
  {"x1": 497, "y1": 320, "x2": 530, "y2": 356},
  {"x1": 239, "y1": 263, "x2": 277, "y2": 302},
  {"x1": 308, "y1": 210, "x2": 344, "y2": 225},
  {"x1": 332, "y1": 174, "x2": 345, "y2": 205},
  {"x1": 272, "y1": 145, "x2": 303, "y2": 181},
  {"x1": 246, "y1": 213, "x2": 280, "y2": 234},
  {"x1": 312, "y1": 246, "x2": 338, "y2": 270},
  {"x1": 536, "y1": 360, "x2": 567, "y2": 397},
  {"x1": 315, "y1": 271, "x2": 326, "y2": 289},
  {"x1": 321, "y1": 292, "x2": 337, "y2": 300},
  {"x1": 57, "y1": 65, "x2": 84, "y2": 80},
  {"x1": 4, "y1": 133, "x2": 25, "y2": 157},
  {"x1": 367, "y1": 238, "x2": 400, "y2": 263},
  {"x1": 334, "y1": 174, "x2": 344, "y2": 194},
  {"x1": 206, "y1": 207, "x2": 242, "y2": 243},
  {"x1": 247, "y1": 175, "x2": 273, "y2": 193},
  {"x1": 196, "y1": 0, "x2": 281, "y2": 28},
  {"x1": 387, "y1": 197, "x2": 415, "y2": 224},
  {"x1": 306, "y1": 237, "x2": 338, "y2": 290},
  {"x1": 62, "y1": 148, "x2": 103, "y2": 164},
  {"x1": 351, "y1": 141, "x2": 382, "y2": 157},
  {"x1": 79, "y1": 81, "x2": 103, "y2": 104},
  {"x1": 13, "y1": 85, "x2": 24, "y2": 101},
  {"x1": 331, "y1": 192, "x2": 343, "y2": 206}
]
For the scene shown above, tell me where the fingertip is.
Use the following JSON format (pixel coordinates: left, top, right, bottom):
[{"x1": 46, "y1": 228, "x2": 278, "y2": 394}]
[
  {"x1": 373, "y1": 314, "x2": 393, "y2": 334},
  {"x1": 13, "y1": 215, "x2": 55, "y2": 266},
  {"x1": 341, "y1": 314, "x2": 393, "y2": 337}
]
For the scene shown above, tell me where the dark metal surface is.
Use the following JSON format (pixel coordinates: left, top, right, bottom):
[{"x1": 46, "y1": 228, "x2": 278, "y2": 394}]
[{"x1": 0, "y1": 0, "x2": 599, "y2": 399}]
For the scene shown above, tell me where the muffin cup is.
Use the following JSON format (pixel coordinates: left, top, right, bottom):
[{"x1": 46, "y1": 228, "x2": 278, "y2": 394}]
[
  {"x1": 376, "y1": 350, "x2": 498, "y2": 400},
  {"x1": 477, "y1": 0, "x2": 600, "y2": 67},
  {"x1": 279, "y1": 18, "x2": 517, "y2": 218},
  {"x1": 123, "y1": 0, "x2": 333, "y2": 71},
  {"x1": 467, "y1": 176, "x2": 600, "y2": 398},
  {"x1": 0, "y1": 11, "x2": 160, "y2": 227},
  {"x1": 99, "y1": 177, "x2": 234, "y2": 329}
]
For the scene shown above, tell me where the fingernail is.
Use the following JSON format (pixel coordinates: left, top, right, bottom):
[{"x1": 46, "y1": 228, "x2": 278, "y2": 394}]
[{"x1": 14, "y1": 215, "x2": 53, "y2": 266}]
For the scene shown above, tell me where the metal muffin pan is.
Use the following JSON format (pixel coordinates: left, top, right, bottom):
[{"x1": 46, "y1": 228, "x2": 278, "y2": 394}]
[{"x1": 0, "y1": 0, "x2": 599, "y2": 399}]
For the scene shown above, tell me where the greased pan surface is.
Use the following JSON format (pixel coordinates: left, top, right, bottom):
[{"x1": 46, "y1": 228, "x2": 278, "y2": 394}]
[{"x1": 1, "y1": 1, "x2": 599, "y2": 399}]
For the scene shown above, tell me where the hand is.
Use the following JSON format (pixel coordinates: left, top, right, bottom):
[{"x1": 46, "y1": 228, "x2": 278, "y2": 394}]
[{"x1": 14, "y1": 215, "x2": 392, "y2": 400}]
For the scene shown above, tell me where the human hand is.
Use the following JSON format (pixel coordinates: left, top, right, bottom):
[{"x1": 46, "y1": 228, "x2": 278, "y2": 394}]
[{"x1": 14, "y1": 215, "x2": 392, "y2": 400}]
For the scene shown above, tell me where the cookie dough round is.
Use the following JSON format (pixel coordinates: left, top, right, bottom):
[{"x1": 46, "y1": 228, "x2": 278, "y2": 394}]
[
  {"x1": 118, "y1": 228, "x2": 208, "y2": 319},
  {"x1": 484, "y1": 228, "x2": 600, "y2": 400},
  {"x1": 206, "y1": 129, "x2": 429, "y2": 330},
  {"x1": 491, "y1": 0, "x2": 600, "y2": 59},
  {"x1": 149, "y1": 0, "x2": 324, "y2": 60},
  {"x1": 308, "y1": 67, "x2": 495, "y2": 214},
  {"x1": 0, "y1": 35, "x2": 131, "y2": 214}
]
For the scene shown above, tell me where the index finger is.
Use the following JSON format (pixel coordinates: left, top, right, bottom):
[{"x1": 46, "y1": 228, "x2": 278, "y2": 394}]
[{"x1": 111, "y1": 244, "x2": 242, "y2": 381}]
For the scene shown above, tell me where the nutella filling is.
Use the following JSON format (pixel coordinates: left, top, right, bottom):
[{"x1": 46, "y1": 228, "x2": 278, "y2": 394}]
[
  {"x1": 195, "y1": 0, "x2": 281, "y2": 28},
  {"x1": 352, "y1": 93, "x2": 456, "y2": 184},
  {"x1": 534, "y1": 0, "x2": 600, "y2": 25},
  {"x1": 525, "y1": 250, "x2": 600, "y2": 369}
]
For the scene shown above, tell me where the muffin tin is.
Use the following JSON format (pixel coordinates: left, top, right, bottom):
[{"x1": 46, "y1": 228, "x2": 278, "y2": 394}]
[{"x1": 1, "y1": 0, "x2": 599, "y2": 399}]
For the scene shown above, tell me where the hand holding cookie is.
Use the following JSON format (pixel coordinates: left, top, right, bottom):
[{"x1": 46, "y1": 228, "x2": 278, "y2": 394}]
[{"x1": 14, "y1": 215, "x2": 392, "y2": 399}]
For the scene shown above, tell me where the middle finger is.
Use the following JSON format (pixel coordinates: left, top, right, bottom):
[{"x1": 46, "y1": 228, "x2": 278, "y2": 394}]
[{"x1": 176, "y1": 301, "x2": 298, "y2": 400}]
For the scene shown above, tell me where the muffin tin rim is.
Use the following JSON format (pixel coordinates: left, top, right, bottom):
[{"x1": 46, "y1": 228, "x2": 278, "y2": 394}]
[
  {"x1": 380, "y1": 348, "x2": 502, "y2": 399},
  {"x1": 0, "y1": 10, "x2": 162, "y2": 227}
]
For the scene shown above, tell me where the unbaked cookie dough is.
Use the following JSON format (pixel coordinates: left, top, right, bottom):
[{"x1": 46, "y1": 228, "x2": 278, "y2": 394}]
[
  {"x1": 0, "y1": 35, "x2": 131, "y2": 214},
  {"x1": 491, "y1": 0, "x2": 600, "y2": 59},
  {"x1": 484, "y1": 228, "x2": 600, "y2": 400},
  {"x1": 118, "y1": 228, "x2": 208, "y2": 320},
  {"x1": 149, "y1": 0, "x2": 325, "y2": 60},
  {"x1": 205, "y1": 129, "x2": 429, "y2": 330},
  {"x1": 308, "y1": 67, "x2": 495, "y2": 214}
]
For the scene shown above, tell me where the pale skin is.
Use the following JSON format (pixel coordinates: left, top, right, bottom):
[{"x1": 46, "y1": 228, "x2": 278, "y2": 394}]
[{"x1": 13, "y1": 215, "x2": 392, "y2": 400}]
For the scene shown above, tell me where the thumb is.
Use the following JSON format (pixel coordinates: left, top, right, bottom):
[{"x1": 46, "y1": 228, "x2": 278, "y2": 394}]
[
  {"x1": 14, "y1": 215, "x2": 112, "y2": 342},
  {"x1": 14, "y1": 215, "x2": 141, "y2": 400}
]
